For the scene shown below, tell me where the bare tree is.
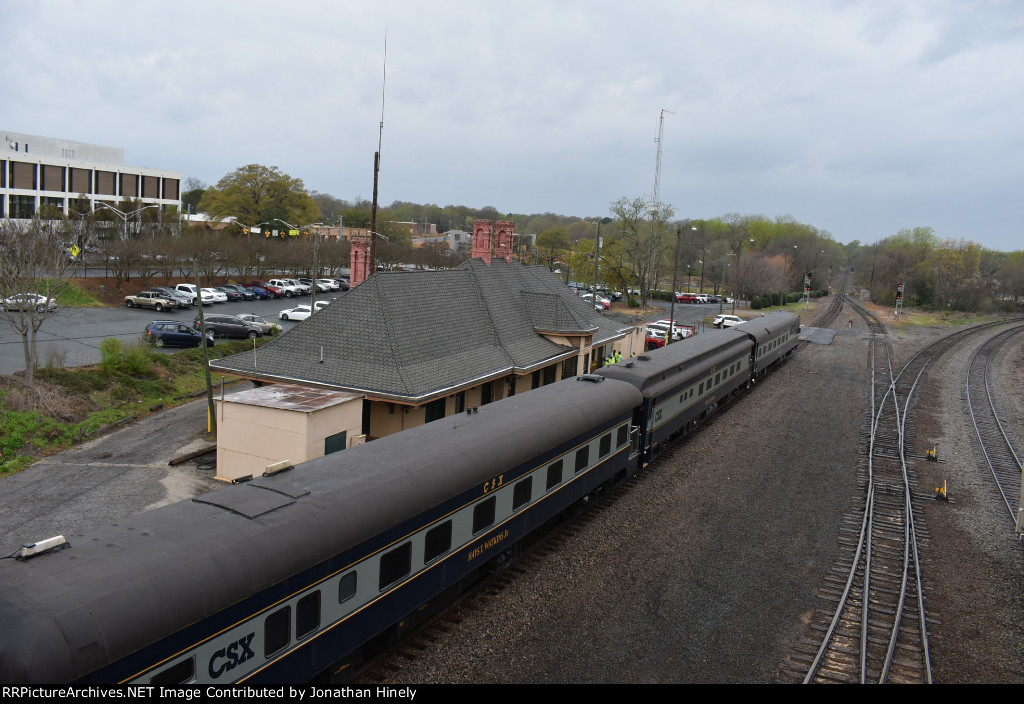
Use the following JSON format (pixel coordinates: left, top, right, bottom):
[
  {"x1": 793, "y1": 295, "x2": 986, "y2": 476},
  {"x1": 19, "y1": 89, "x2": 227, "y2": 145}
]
[{"x1": 0, "y1": 219, "x2": 73, "y2": 385}]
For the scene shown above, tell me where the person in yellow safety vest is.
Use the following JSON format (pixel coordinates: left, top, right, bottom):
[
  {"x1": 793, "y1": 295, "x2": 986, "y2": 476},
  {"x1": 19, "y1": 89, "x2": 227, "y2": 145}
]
[{"x1": 614, "y1": 351, "x2": 622, "y2": 363}]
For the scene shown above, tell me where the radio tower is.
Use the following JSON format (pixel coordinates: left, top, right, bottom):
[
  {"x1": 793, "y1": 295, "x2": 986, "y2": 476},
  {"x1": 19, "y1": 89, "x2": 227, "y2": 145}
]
[{"x1": 652, "y1": 108, "x2": 674, "y2": 207}]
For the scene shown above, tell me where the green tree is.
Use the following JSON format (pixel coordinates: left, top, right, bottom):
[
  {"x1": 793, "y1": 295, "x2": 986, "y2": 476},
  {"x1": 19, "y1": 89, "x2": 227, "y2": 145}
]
[
  {"x1": 536, "y1": 228, "x2": 571, "y2": 273},
  {"x1": 199, "y1": 164, "x2": 319, "y2": 227}
]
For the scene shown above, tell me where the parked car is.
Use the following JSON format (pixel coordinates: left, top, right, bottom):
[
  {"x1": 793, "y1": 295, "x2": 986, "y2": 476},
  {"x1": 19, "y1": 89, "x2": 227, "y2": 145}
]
[
  {"x1": 217, "y1": 285, "x2": 256, "y2": 301},
  {"x1": 202, "y1": 288, "x2": 228, "y2": 304},
  {"x1": 675, "y1": 293, "x2": 698, "y2": 303},
  {"x1": 124, "y1": 291, "x2": 179, "y2": 312},
  {"x1": 193, "y1": 314, "x2": 262, "y2": 339},
  {"x1": 713, "y1": 314, "x2": 745, "y2": 328},
  {"x1": 581, "y1": 293, "x2": 611, "y2": 310},
  {"x1": 146, "y1": 287, "x2": 195, "y2": 308},
  {"x1": 235, "y1": 313, "x2": 282, "y2": 336},
  {"x1": 279, "y1": 305, "x2": 314, "y2": 321},
  {"x1": 298, "y1": 278, "x2": 332, "y2": 293},
  {"x1": 242, "y1": 285, "x2": 276, "y2": 300},
  {"x1": 144, "y1": 321, "x2": 214, "y2": 348},
  {"x1": 268, "y1": 279, "x2": 305, "y2": 297},
  {"x1": 175, "y1": 283, "x2": 215, "y2": 305},
  {"x1": 247, "y1": 281, "x2": 284, "y2": 298},
  {"x1": 654, "y1": 319, "x2": 695, "y2": 338},
  {"x1": 646, "y1": 321, "x2": 688, "y2": 341},
  {"x1": 2, "y1": 293, "x2": 58, "y2": 312}
]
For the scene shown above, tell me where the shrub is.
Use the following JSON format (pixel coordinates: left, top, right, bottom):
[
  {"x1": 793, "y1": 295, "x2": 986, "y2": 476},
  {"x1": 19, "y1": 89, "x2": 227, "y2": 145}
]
[{"x1": 99, "y1": 338, "x2": 123, "y2": 375}]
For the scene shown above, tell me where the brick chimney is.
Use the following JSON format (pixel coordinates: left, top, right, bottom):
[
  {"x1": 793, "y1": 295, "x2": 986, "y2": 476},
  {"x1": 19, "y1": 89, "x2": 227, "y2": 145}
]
[
  {"x1": 350, "y1": 235, "x2": 371, "y2": 287},
  {"x1": 472, "y1": 220, "x2": 493, "y2": 264}
]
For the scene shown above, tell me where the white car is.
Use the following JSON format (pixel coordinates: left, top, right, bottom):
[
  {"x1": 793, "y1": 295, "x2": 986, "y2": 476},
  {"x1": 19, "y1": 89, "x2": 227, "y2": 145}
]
[
  {"x1": 279, "y1": 305, "x2": 313, "y2": 321},
  {"x1": 713, "y1": 314, "x2": 745, "y2": 328},
  {"x1": 175, "y1": 283, "x2": 215, "y2": 305},
  {"x1": 580, "y1": 293, "x2": 611, "y2": 310},
  {"x1": 2, "y1": 293, "x2": 58, "y2": 312},
  {"x1": 202, "y1": 288, "x2": 227, "y2": 303}
]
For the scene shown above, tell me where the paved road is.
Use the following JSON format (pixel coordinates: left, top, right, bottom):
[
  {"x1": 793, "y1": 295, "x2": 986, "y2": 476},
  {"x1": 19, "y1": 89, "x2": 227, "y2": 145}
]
[{"x1": 0, "y1": 394, "x2": 230, "y2": 557}]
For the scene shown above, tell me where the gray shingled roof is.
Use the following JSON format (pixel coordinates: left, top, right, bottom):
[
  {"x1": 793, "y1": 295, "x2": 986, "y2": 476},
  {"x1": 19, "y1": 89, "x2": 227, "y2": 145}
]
[{"x1": 210, "y1": 258, "x2": 629, "y2": 402}]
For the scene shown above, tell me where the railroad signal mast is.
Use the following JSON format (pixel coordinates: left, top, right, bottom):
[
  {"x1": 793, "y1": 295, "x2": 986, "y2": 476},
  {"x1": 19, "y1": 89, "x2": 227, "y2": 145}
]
[
  {"x1": 803, "y1": 273, "x2": 812, "y2": 308},
  {"x1": 895, "y1": 282, "x2": 904, "y2": 317}
]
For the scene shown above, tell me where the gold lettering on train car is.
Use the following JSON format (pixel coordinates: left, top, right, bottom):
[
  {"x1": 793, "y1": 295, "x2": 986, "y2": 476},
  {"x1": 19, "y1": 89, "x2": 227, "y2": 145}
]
[
  {"x1": 466, "y1": 529, "x2": 510, "y2": 562},
  {"x1": 482, "y1": 474, "x2": 505, "y2": 494}
]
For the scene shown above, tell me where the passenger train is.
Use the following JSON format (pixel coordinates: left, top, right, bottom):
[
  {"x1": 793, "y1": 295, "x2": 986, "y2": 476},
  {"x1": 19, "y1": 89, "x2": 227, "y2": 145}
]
[{"x1": 0, "y1": 312, "x2": 801, "y2": 684}]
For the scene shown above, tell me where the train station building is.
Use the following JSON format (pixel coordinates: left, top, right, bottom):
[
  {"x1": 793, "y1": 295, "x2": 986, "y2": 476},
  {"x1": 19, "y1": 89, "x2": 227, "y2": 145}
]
[{"x1": 210, "y1": 222, "x2": 642, "y2": 479}]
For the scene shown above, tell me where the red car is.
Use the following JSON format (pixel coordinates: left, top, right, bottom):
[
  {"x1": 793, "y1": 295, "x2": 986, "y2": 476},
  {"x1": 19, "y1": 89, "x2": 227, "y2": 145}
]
[
  {"x1": 675, "y1": 293, "x2": 698, "y2": 303},
  {"x1": 247, "y1": 280, "x2": 284, "y2": 298}
]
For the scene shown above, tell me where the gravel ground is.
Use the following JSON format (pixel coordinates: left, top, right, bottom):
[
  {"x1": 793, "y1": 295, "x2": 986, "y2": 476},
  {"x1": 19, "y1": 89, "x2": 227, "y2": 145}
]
[{"x1": 375, "y1": 305, "x2": 1024, "y2": 684}]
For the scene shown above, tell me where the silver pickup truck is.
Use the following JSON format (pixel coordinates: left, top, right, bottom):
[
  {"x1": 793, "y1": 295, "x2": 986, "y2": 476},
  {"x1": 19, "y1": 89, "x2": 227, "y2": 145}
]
[{"x1": 124, "y1": 290, "x2": 180, "y2": 312}]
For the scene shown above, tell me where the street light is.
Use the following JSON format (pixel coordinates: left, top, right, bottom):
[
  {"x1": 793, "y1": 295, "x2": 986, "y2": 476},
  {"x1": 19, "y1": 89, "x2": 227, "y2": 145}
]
[{"x1": 96, "y1": 203, "x2": 160, "y2": 240}]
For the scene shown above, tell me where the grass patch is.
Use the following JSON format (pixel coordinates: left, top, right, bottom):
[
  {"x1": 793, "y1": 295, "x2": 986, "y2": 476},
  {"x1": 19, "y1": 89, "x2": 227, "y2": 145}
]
[
  {"x1": 0, "y1": 336, "x2": 270, "y2": 478},
  {"x1": 57, "y1": 281, "x2": 102, "y2": 307}
]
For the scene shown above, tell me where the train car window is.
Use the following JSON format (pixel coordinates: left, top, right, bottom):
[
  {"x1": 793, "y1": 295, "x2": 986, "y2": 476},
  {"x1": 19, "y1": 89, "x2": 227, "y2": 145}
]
[
  {"x1": 699, "y1": 382, "x2": 704, "y2": 395},
  {"x1": 546, "y1": 460, "x2": 563, "y2": 490},
  {"x1": 513, "y1": 477, "x2": 533, "y2": 510},
  {"x1": 424, "y1": 520, "x2": 453, "y2": 562},
  {"x1": 338, "y1": 572, "x2": 357, "y2": 603},
  {"x1": 150, "y1": 658, "x2": 194, "y2": 685},
  {"x1": 473, "y1": 497, "x2": 496, "y2": 534},
  {"x1": 379, "y1": 542, "x2": 412, "y2": 590},
  {"x1": 599, "y1": 433, "x2": 611, "y2": 458},
  {"x1": 575, "y1": 446, "x2": 589, "y2": 473},
  {"x1": 264, "y1": 606, "x2": 291, "y2": 657},
  {"x1": 715, "y1": 372, "x2": 721, "y2": 385},
  {"x1": 296, "y1": 591, "x2": 321, "y2": 640},
  {"x1": 617, "y1": 425, "x2": 628, "y2": 447}
]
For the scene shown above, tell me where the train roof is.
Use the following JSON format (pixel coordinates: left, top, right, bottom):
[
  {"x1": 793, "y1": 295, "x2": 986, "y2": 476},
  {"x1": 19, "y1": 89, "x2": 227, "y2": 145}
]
[
  {"x1": 0, "y1": 376, "x2": 642, "y2": 683},
  {"x1": 597, "y1": 329, "x2": 752, "y2": 396},
  {"x1": 732, "y1": 311, "x2": 801, "y2": 344}
]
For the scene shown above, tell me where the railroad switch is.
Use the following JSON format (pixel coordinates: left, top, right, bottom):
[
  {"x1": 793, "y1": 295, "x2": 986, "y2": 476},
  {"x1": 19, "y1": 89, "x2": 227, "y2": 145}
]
[
  {"x1": 926, "y1": 445, "x2": 938, "y2": 462},
  {"x1": 934, "y1": 480, "x2": 948, "y2": 501}
]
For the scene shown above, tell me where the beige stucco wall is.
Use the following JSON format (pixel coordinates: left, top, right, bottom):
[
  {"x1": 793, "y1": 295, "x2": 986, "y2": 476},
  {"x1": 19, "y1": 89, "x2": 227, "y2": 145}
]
[{"x1": 215, "y1": 390, "x2": 363, "y2": 481}]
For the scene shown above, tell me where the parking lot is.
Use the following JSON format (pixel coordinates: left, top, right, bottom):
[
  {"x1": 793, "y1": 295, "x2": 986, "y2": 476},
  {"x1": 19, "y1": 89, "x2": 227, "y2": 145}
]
[{"x1": 0, "y1": 289, "x2": 347, "y2": 375}]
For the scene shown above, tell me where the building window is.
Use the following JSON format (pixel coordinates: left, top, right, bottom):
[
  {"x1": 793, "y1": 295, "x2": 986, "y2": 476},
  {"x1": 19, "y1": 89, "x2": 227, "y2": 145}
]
[
  {"x1": 562, "y1": 357, "x2": 577, "y2": 380},
  {"x1": 425, "y1": 398, "x2": 446, "y2": 423},
  {"x1": 9, "y1": 195, "x2": 35, "y2": 219},
  {"x1": 455, "y1": 391, "x2": 466, "y2": 414},
  {"x1": 532, "y1": 370, "x2": 541, "y2": 389},
  {"x1": 324, "y1": 430, "x2": 347, "y2": 454},
  {"x1": 543, "y1": 365, "x2": 556, "y2": 385},
  {"x1": 481, "y1": 381, "x2": 493, "y2": 405}
]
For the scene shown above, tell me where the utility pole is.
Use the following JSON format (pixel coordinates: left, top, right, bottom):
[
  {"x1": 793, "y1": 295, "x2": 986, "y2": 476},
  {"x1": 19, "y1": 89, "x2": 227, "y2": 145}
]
[{"x1": 369, "y1": 31, "x2": 387, "y2": 276}]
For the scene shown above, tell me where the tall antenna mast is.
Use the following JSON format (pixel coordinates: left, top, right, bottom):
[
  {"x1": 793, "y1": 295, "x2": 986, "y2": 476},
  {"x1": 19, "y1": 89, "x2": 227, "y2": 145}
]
[
  {"x1": 369, "y1": 30, "x2": 387, "y2": 275},
  {"x1": 652, "y1": 108, "x2": 674, "y2": 207}
]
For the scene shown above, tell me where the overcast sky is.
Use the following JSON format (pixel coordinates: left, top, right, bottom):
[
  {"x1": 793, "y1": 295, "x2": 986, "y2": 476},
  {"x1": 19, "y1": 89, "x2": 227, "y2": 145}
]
[{"x1": 9, "y1": 1, "x2": 1022, "y2": 250}]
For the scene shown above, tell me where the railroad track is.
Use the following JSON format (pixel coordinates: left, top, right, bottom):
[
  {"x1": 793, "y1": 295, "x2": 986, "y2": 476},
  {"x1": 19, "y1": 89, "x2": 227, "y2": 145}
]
[
  {"x1": 783, "y1": 304, "x2": 1011, "y2": 683},
  {"x1": 965, "y1": 323, "x2": 1024, "y2": 535}
]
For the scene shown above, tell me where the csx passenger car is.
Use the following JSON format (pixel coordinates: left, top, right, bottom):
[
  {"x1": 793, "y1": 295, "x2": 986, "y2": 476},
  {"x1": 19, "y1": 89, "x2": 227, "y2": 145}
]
[{"x1": 0, "y1": 311, "x2": 800, "y2": 684}]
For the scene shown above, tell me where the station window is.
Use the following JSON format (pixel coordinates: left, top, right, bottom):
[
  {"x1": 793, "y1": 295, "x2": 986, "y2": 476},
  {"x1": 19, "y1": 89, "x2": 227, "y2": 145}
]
[
  {"x1": 338, "y1": 572, "x2": 357, "y2": 603},
  {"x1": 150, "y1": 658, "x2": 195, "y2": 685},
  {"x1": 379, "y1": 542, "x2": 412, "y2": 590},
  {"x1": 296, "y1": 591, "x2": 321, "y2": 640},
  {"x1": 513, "y1": 477, "x2": 533, "y2": 511},
  {"x1": 546, "y1": 460, "x2": 563, "y2": 490},
  {"x1": 424, "y1": 521, "x2": 453, "y2": 563},
  {"x1": 599, "y1": 433, "x2": 611, "y2": 458},
  {"x1": 264, "y1": 606, "x2": 291, "y2": 657},
  {"x1": 617, "y1": 425, "x2": 628, "y2": 448},
  {"x1": 473, "y1": 497, "x2": 496, "y2": 534},
  {"x1": 575, "y1": 446, "x2": 589, "y2": 473}
]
